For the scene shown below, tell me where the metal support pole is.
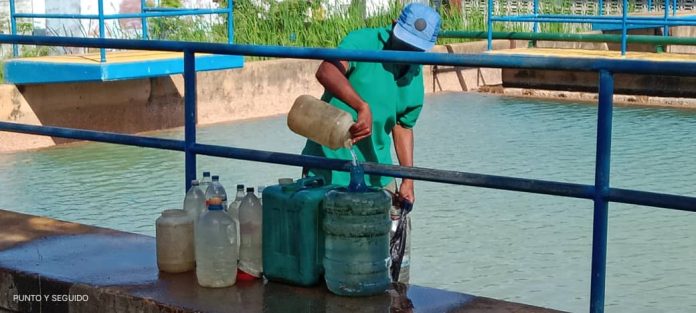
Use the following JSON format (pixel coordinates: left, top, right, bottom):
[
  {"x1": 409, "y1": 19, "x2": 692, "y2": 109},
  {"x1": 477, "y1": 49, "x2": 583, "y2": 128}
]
[
  {"x1": 141, "y1": 0, "x2": 149, "y2": 39},
  {"x1": 227, "y1": 0, "x2": 234, "y2": 44},
  {"x1": 10, "y1": 0, "x2": 18, "y2": 57},
  {"x1": 664, "y1": 0, "x2": 670, "y2": 37},
  {"x1": 530, "y1": 0, "x2": 539, "y2": 48},
  {"x1": 184, "y1": 50, "x2": 197, "y2": 193},
  {"x1": 533, "y1": 0, "x2": 539, "y2": 33},
  {"x1": 98, "y1": 0, "x2": 106, "y2": 62},
  {"x1": 590, "y1": 70, "x2": 614, "y2": 313},
  {"x1": 621, "y1": 0, "x2": 628, "y2": 55},
  {"x1": 648, "y1": 0, "x2": 652, "y2": 11},
  {"x1": 599, "y1": 0, "x2": 604, "y2": 16},
  {"x1": 673, "y1": 0, "x2": 677, "y2": 16},
  {"x1": 487, "y1": 0, "x2": 493, "y2": 51}
]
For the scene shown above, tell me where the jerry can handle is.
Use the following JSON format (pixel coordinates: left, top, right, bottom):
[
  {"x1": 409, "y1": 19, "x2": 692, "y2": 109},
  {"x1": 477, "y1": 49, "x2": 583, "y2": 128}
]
[{"x1": 296, "y1": 176, "x2": 325, "y2": 189}]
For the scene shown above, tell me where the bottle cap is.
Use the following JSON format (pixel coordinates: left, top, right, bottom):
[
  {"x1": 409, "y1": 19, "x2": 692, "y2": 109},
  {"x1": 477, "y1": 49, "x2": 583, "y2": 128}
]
[
  {"x1": 246, "y1": 187, "x2": 255, "y2": 193},
  {"x1": 203, "y1": 172, "x2": 211, "y2": 177},
  {"x1": 191, "y1": 180, "x2": 200, "y2": 185},
  {"x1": 237, "y1": 184, "x2": 244, "y2": 190},
  {"x1": 212, "y1": 175, "x2": 220, "y2": 181},
  {"x1": 208, "y1": 204, "x2": 224, "y2": 211}
]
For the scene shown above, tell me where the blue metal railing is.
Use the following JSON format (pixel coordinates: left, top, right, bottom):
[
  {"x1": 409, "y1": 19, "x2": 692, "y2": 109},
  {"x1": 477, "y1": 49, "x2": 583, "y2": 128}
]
[
  {"x1": 487, "y1": 0, "x2": 690, "y2": 55},
  {"x1": 1, "y1": 35, "x2": 695, "y2": 312},
  {"x1": 8, "y1": 0, "x2": 233, "y2": 61}
]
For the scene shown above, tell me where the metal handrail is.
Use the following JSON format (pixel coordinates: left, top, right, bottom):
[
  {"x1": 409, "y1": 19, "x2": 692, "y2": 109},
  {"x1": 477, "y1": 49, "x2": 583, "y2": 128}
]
[
  {"x1": 486, "y1": 0, "x2": 692, "y2": 55},
  {"x1": 8, "y1": 0, "x2": 234, "y2": 61},
  {"x1": 0, "y1": 35, "x2": 694, "y2": 313}
]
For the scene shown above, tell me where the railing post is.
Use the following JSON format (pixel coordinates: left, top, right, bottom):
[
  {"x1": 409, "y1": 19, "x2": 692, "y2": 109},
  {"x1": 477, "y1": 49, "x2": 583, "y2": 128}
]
[
  {"x1": 599, "y1": 0, "x2": 604, "y2": 16},
  {"x1": 590, "y1": 70, "x2": 613, "y2": 313},
  {"x1": 673, "y1": 0, "x2": 677, "y2": 16},
  {"x1": 621, "y1": 0, "x2": 628, "y2": 56},
  {"x1": 664, "y1": 0, "x2": 670, "y2": 38},
  {"x1": 530, "y1": 0, "x2": 539, "y2": 48},
  {"x1": 648, "y1": 0, "x2": 652, "y2": 12},
  {"x1": 98, "y1": 0, "x2": 106, "y2": 62},
  {"x1": 227, "y1": 0, "x2": 234, "y2": 44},
  {"x1": 184, "y1": 50, "x2": 197, "y2": 193},
  {"x1": 487, "y1": 0, "x2": 493, "y2": 51},
  {"x1": 9, "y1": 0, "x2": 18, "y2": 57},
  {"x1": 532, "y1": 0, "x2": 539, "y2": 33},
  {"x1": 141, "y1": 0, "x2": 149, "y2": 40}
]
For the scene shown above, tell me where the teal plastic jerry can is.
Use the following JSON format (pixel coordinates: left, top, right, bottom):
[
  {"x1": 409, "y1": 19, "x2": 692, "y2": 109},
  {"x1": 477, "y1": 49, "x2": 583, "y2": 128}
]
[{"x1": 262, "y1": 176, "x2": 337, "y2": 286}]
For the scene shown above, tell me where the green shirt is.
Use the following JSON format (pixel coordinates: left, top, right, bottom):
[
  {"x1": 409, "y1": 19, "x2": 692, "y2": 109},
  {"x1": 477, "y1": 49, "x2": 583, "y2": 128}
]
[{"x1": 301, "y1": 27, "x2": 424, "y2": 187}]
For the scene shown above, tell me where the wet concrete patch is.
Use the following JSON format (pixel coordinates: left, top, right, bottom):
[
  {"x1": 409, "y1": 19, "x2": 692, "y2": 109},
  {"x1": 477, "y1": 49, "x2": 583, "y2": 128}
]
[{"x1": 0, "y1": 233, "x2": 157, "y2": 286}]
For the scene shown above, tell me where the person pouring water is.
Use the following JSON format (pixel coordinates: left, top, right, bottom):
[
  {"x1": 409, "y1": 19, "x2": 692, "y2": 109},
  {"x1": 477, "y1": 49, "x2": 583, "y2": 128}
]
[{"x1": 299, "y1": 3, "x2": 441, "y2": 283}]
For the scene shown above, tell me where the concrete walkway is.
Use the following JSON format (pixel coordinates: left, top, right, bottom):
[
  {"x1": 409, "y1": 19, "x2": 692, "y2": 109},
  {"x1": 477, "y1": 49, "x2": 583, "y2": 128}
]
[{"x1": 0, "y1": 210, "x2": 564, "y2": 313}]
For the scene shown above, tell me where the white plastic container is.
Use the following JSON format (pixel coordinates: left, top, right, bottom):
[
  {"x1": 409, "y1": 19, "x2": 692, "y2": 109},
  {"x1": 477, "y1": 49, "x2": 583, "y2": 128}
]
[
  {"x1": 287, "y1": 95, "x2": 354, "y2": 150},
  {"x1": 238, "y1": 187, "x2": 263, "y2": 278},
  {"x1": 196, "y1": 200, "x2": 238, "y2": 288},
  {"x1": 156, "y1": 209, "x2": 195, "y2": 273}
]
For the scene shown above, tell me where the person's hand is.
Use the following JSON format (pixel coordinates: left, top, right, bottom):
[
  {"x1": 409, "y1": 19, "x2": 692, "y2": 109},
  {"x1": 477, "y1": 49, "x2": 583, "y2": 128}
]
[
  {"x1": 398, "y1": 179, "x2": 415, "y2": 204},
  {"x1": 350, "y1": 103, "x2": 372, "y2": 144}
]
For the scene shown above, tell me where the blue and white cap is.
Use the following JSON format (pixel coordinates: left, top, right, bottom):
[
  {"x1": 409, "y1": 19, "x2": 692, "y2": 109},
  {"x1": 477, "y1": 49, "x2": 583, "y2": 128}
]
[{"x1": 393, "y1": 3, "x2": 441, "y2": 51}]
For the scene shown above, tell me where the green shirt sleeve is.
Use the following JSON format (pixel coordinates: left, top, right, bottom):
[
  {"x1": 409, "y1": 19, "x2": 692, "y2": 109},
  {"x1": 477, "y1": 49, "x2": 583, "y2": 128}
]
[
  {"x1": 338, "y1": 29, "x2": 381, "y2": 73},
  {"x1": 396, "y1": 70, "x2": 424, "y2": 129}
]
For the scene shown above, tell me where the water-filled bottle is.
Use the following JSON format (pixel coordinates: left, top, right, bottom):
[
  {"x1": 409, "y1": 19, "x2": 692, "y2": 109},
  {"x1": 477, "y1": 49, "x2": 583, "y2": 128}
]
[
  {"x1": 200, "y1": 171, "x2": 212, "y2": 191},
  {"x1": 205, "y1": 175, "x2": 228, "y2": 207},
  {"x1": 257, "y1": 185, "x2": 265, "y2": 204},
  {"x1": 287, "y1": 95, "x2": 354, "y2": 150},
  {"x1": 323, "y1": 189, "x2": 392, "y2": 296},
  {"x1": 228, "y1": 184, "x2": 245, "y2": 213},
  {"x1": 227, "y1": 184, "x2": 244, "y2": 257},
  {"x1": 184, "y1": 180, "x2": 207, "y2": 225},
  {"x1": 156, "y1": 209, "x2": 195, "y2": 273},
  {"x1": 238, "y1": 187, "x2": 263, "y2": 279},
  {"x1": 196, "y1": 198, "x2": 238, "y2": 288}
]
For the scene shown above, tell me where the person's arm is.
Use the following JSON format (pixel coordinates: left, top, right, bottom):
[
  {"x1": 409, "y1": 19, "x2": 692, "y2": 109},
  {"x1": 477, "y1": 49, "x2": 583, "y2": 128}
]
[
  {"x1": 392, "y1": 123, "x2": 415, "y2": 203},
  {"x1": 315, "y1": 60, "x2": 372, "y2": 143}
]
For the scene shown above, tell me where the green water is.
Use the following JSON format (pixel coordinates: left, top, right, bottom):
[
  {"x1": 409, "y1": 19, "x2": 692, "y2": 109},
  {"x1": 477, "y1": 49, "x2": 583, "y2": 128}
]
[{"x1": 0, "y1": 93, "x2": 694, "y2": 312}]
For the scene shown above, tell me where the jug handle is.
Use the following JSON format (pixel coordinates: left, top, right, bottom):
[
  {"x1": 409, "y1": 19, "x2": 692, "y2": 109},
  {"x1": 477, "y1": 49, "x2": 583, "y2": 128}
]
[{"x1": 296, "y1": 176, "x2": 325, "y2": 189}]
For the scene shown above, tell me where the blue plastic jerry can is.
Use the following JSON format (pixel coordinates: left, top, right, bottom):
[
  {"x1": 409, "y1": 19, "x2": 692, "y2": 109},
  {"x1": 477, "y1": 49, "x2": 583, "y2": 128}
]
[{"x1": 262, "y1": 176, "x2": 338, "y2": 286}]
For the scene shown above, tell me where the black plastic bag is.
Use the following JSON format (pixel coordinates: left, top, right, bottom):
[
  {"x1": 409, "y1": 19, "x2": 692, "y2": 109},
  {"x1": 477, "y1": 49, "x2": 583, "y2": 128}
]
[{"x1": 390, "y1": 198, "x2": 413, "y2": 282}]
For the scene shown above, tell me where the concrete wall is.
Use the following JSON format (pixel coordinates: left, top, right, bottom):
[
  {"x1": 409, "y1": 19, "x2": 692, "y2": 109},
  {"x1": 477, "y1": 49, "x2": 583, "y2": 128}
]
[
  {"x1": 502, "y1": 26, "x2": 696, "y2": 98},
  {"x1": 1, "y1": 42, "x2": 500, "y2": 153},
  {"x1": 501, "y1": 69, "x2": 696, "y2": 98}
]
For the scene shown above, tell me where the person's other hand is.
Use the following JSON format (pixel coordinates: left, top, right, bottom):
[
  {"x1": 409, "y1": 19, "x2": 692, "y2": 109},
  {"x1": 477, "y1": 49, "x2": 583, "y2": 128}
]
[
  {"x1": 398, "y1": 179, "x2": 415, "y2": 204},
  {"x1": 350, "y1": 103, "x2": 372, "y2": 144}
]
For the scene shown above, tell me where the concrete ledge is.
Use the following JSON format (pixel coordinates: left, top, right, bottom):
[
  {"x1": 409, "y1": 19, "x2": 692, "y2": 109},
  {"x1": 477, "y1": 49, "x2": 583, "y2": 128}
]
[{"x1": 0, "y1": 209, "x2": 564, "y2": 313}]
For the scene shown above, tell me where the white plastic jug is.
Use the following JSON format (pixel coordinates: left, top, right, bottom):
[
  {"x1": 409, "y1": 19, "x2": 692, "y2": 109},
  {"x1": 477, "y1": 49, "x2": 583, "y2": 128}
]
[
  {"x1": 287, "y1": 95, "x2": 354, "y2": 150},
  {"x1": 156, "y1": 209, "x2": 195, "y2": 273}
]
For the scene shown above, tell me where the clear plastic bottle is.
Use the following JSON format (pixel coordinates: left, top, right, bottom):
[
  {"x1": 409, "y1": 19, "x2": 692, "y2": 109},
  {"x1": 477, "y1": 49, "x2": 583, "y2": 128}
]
[
  {"x1": 196, "y1": 198, "x2": 238, "y2": 288},
  {"x1": 156, "y1": 209, "x2": 195, "y2": 273},
  {"x1": 227, "y1": 184, "x2": 244, "y2": 257},
  {"x1": 287, "y1": 95, "x2": 354, "y2": 150},
  {"x1": 257, "y1": 185, "x2": 265, "y2": 204},
  {"x1": 200, "y1": 171, "x2": 212, "y2": 191},
  {"x1": 238, "y1": 187, "x2": 263, "y2": 279},
  {"x1": 227, "y1": 184, "x2": 245, "y2": 213},
  {"x1": 184, "y1": 180, "x2": 207, "y2": 225},
  {"x1": 205, "y1": 175, "x2": 228, "y2": 207}
]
